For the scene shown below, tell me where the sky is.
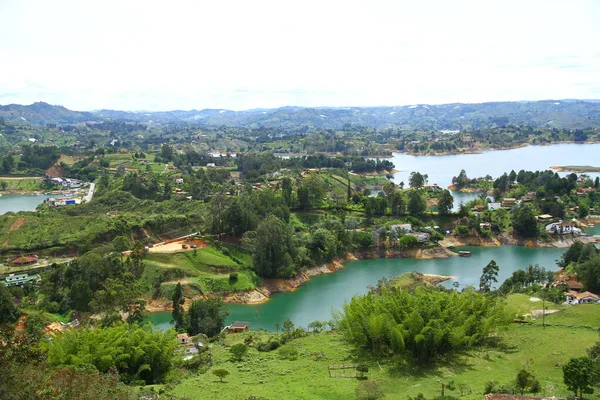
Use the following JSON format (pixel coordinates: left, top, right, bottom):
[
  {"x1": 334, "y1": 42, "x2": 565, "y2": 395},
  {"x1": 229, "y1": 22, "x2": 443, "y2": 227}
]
[{"x1": 1, "y1": 0, "x2": 600, "y2": 111}]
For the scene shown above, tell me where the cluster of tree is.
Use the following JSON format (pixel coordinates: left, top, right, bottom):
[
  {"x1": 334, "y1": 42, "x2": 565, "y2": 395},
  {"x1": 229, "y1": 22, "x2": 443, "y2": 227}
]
[
  {"x1": 21, "y1": 144, "x2": 61, "y2": 170},
  {"x1": 498, "y1": 264, "x2": 556, "y2": 295},
  {"x1": 172, "y1": 288, "x2": 229, "y2": 337},
  {"x1": 0, "y1": 325, "x2": 136, "y2": 399},
  {"x1": 0, "y1": 145, "x2": 60, "y2": 175},
  {"x1": 562, "y1": 341, "x2": 600, "y2": 399},
  {"x1": 39, "y1": 245, "x2": 146, "y2": 323},
  {"x1": 86, "y1": 121, "x2": 147, "y2": 135},
  {"x1": 338, "y1": 285, "x2": 510, "y2": 363},
  {"x1": 484, "y1": 369, "x2": 542, "y2": 396},
  {"x1": 236, "y1": 152, "x2": 394, "y2": 181},
  {"x1": 558, "y1": 242, "x2": 600, "y2": 293},
  {"x1": 451, "y1": 169, "x2": 491, "y2": 190},
  {"x1": 494, "y1": 169, "x2": 577, "y2": 196},
  {"x1": 45, "y1": 324, "x2": 178, "y2": 385}
]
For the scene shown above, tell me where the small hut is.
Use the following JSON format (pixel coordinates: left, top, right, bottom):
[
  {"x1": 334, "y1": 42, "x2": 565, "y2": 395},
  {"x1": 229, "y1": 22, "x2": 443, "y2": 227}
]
[{"x1": 226, "y1": 321, "x2": 250, "y2": 333}]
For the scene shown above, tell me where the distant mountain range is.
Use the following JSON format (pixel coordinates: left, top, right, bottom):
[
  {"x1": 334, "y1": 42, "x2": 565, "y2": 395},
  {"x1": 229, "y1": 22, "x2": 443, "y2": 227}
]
[{"x1": 2, "y1": 100, "x2": 600, "y2": 130}]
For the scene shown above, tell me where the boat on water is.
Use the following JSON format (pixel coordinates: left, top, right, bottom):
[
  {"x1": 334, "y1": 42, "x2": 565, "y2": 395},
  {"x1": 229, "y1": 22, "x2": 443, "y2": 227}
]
[{"x1": 458, "y1": 251, "x2": 471, "y2": 257}]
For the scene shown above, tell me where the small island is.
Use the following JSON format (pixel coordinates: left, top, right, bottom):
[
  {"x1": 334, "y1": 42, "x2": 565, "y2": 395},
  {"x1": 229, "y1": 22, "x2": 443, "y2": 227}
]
[{"x1": 550, "y1": 165, "x2": 600, "y2": 173}]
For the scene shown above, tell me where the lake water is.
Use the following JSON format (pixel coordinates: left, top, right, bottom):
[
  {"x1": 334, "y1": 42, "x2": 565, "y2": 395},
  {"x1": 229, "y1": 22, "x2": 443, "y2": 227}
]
[
  {"x1": 0, "y1": 193, "x2": 52, "y2": 215},
  {"x1": 389, "y1": 143, "x2": 600, "y2": 189},
  {"x1": 147, "y1": 245, "x2": 565, "y2": 332},
  {"x1": 388, "y1": 143, "x2": 600, "y2": 207}
]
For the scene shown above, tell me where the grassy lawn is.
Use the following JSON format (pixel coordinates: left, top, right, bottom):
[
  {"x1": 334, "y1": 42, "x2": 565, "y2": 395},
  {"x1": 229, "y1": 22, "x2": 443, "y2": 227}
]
[
  {"x1": 168, "y1": 295, "x2": 600, "y2": 400},
  {"x1": 0, "y1": 177, "x2": 43, "y2": 191},
  {"x1": 169, "y1": 324, "x2": 598, "y2": 400},
  {"x1": 142, "y1": 247, "x2": 258, "y2": 297}
]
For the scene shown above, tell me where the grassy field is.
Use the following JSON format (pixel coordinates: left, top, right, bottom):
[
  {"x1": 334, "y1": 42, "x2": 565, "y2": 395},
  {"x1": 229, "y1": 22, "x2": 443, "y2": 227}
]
[
  {"x1": 167, "y1": 295, "x2": 600, "y2": 400},
  {"x1": 142, "y1": 246, "x2": 258, "y2": 298},
  {"x1": 0, "y1": 177, "x2": 44, "y2": 191},
  {"x1": 103, "y1": 152, "x2": 166, "y2": 173}
]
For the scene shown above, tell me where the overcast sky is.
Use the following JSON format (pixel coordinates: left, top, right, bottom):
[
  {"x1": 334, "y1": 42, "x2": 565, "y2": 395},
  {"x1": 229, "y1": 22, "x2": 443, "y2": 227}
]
[{"x1": 1, "y1": 0, "x2": 599, "y2": 111}]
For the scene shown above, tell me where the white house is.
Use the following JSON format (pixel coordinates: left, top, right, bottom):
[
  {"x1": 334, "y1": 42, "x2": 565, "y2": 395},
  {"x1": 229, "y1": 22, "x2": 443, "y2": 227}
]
[
  {"x1": 391, "y1": 224, "x2": 412, "y2": 233},
  {"x1": 566, "y1": 291, "x2": 600, "y2": 304},
  {"x1": 545, "y1": 221, "x2": 582, "y2": 235},
  {"x1": 175, "y1": 178, "x2": 184, "y2": 185}
]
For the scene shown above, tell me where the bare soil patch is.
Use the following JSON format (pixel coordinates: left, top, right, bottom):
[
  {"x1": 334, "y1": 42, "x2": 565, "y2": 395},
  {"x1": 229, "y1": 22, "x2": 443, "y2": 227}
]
[
  {"x1": 148, "y1": 238, "x2": 207, "y2": 253},
  {"x1": 8, "y1": 217, "x2": 27, "y2": 231}
]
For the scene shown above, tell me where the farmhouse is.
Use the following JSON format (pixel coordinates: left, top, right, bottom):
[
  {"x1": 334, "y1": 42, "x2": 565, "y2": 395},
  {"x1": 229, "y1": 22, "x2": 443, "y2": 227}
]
[
  {"x1": 566, "y1": 291, "x2": 600, "y2": 305},
  {"x1": 226, "y1": 321, "x2": 250, "y2": 333},
  {"x1": 177, "y1": 333, "x2": 190, "y2": 344},
  {"x1": 11, "y1": 255, "x2": 39, "y2": 265}
]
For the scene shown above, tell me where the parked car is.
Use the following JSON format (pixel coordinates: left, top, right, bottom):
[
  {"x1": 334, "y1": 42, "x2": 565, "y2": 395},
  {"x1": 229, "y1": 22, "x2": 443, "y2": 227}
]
[
  {"x1": 182, "y1": 244, "x2": 188, "y2": 249},
  {"x1": 190, "y1": 244, "x2": 198, "y2": 249}
]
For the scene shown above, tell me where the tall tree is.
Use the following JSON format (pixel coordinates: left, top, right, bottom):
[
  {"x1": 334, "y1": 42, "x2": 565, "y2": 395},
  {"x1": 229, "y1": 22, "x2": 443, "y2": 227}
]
[
  {"x1": 563, "y1": 357, "x2": 595, "y2": 399},
  {"x1": 172, "y1": 283, "x2": 185, "y2": 330},
  {"x1": 480, "y1": 260, "x2": 499, "y2": 292},
  {"x1": 246, "y1": 215, "x2": 297, "y2": 278},
  {"x1": 407, "y1": 189, "x2": 427, "y2": 216},
  {"x1": 0, "y1": 284, "x2": 19, "y2": 324},
  {"x1": 438, "y1": 189, "x2": 454, "y2": 215},
  {"x1": 186, "y1": 297, "x2": 228, "y2": 337},
  {"x1": 511, "y1": 204, "x2": 538, "y2": 238},
  {"x1": 409, "y1": 172, "x2": 428, "y2": 189},
  {"x1": 281, "y1": 177, "x2": 293, "y2": 207}
]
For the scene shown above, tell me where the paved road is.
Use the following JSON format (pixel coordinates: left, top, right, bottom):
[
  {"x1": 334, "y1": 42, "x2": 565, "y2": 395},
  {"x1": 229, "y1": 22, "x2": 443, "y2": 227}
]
[{"x1": 85, "y1": 182, "x2": 95, "y2": 203}]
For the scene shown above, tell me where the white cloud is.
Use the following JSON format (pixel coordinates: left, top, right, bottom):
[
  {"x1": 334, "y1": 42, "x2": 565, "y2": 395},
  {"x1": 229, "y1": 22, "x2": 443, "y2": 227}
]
[{"x1": 1, "y1": 0, "x2": 599, "y2": 110}]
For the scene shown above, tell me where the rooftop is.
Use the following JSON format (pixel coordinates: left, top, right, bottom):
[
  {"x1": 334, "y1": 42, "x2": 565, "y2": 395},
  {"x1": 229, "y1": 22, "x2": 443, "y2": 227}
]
[{"x1": 231, "y1": 321, "x2": 250, "y2": 328}]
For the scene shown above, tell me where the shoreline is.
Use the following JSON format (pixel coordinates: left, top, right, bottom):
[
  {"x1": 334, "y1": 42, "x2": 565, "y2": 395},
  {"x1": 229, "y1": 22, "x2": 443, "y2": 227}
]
[
  {"x1": 145, "y1": 230, "x2": 600, "y2": 310},
  {"x1": 145, "y1": 245, "x2": 458, "y2": 310},
  {"x1": 550, "y1": 165, "x2": 600, "y2": 173},
  {"x1": 398, "y1": 140, "x2": 600, "y2": 157}
]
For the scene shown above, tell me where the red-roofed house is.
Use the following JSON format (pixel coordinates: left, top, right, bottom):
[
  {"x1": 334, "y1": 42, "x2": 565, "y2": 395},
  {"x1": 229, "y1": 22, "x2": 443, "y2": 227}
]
[{"x1": 566, "y1": 291, "x2": 600, "y2": 305}]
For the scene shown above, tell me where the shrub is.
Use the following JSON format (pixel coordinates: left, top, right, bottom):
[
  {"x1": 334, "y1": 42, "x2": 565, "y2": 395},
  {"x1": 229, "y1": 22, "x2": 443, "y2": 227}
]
[
  {"x1": 256, "y1": 338, "x2": 281, "y2": 352},
  {"x1": 230, "y1": 343, "x2": 248, "y2": 361},
  {"x1": 355, "y1": 381, "x2": 384, "y2": 400},
  {"x1": 229, "y1": 272, "x2": 238, "y2": 281},
  {"x1": 278, "y1": 347, "x2": 298, "y2": 361}
]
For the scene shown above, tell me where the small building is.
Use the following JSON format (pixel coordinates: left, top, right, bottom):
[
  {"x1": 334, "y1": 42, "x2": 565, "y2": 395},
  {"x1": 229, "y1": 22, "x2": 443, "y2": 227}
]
[
  {"x1": 423, "y1": 184, "x2": 441, "y2": 191},
  {"x1": 226, "y1": 321, "x2": 250, "y2": 333},
  {"x1": 536, "y1": 214, "x2": 553, "y2": 222},
  {"x1": 175, "y1": 178, "x2": 184, "y2": 185},
  {"x1": 206, "y1": 163, "x2": 216, "y2": 168},
  {"x1": 4, "y1": 273, "x2": 41, "y2": 287},
  {"x1": 391, "y1": 224, "x2": 412, "y2": 233},
  {"x1": 177, "y1": 333, "x2": 190, "y2": 344},
  {"x1": 106, "y1": 211, "x2": 118, "y2": 217},
  {"x1": 11, "y1": 255, "x2": 39, "y2": 266},
  {"x1": 522, "y1": 192, "x2": 536, "y2": 202},
  {"x1": 501, "y1": 198, "x2": 517, "y2": 208},
  {"x1": 566, "y1": 291, "x2": 600, "y2": 305},
  {"x1": 479, "y1": 222, "x2": 491, "y2": 230},
  {"x1": 407, "y1": 232, "x2": 430, "y2": 243},
  {"x1": 561, "y1": 280, "x2": 584, "y2": 292},
  {"x1": 471, "y1": 204, "x2": 487, "y2": 212},
  {"x1": 545, "y1": 220, "x2": 582, "y2": 235},
  {"x1": 488, "y1": 202, "x2": 502, "y2": 211}
]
